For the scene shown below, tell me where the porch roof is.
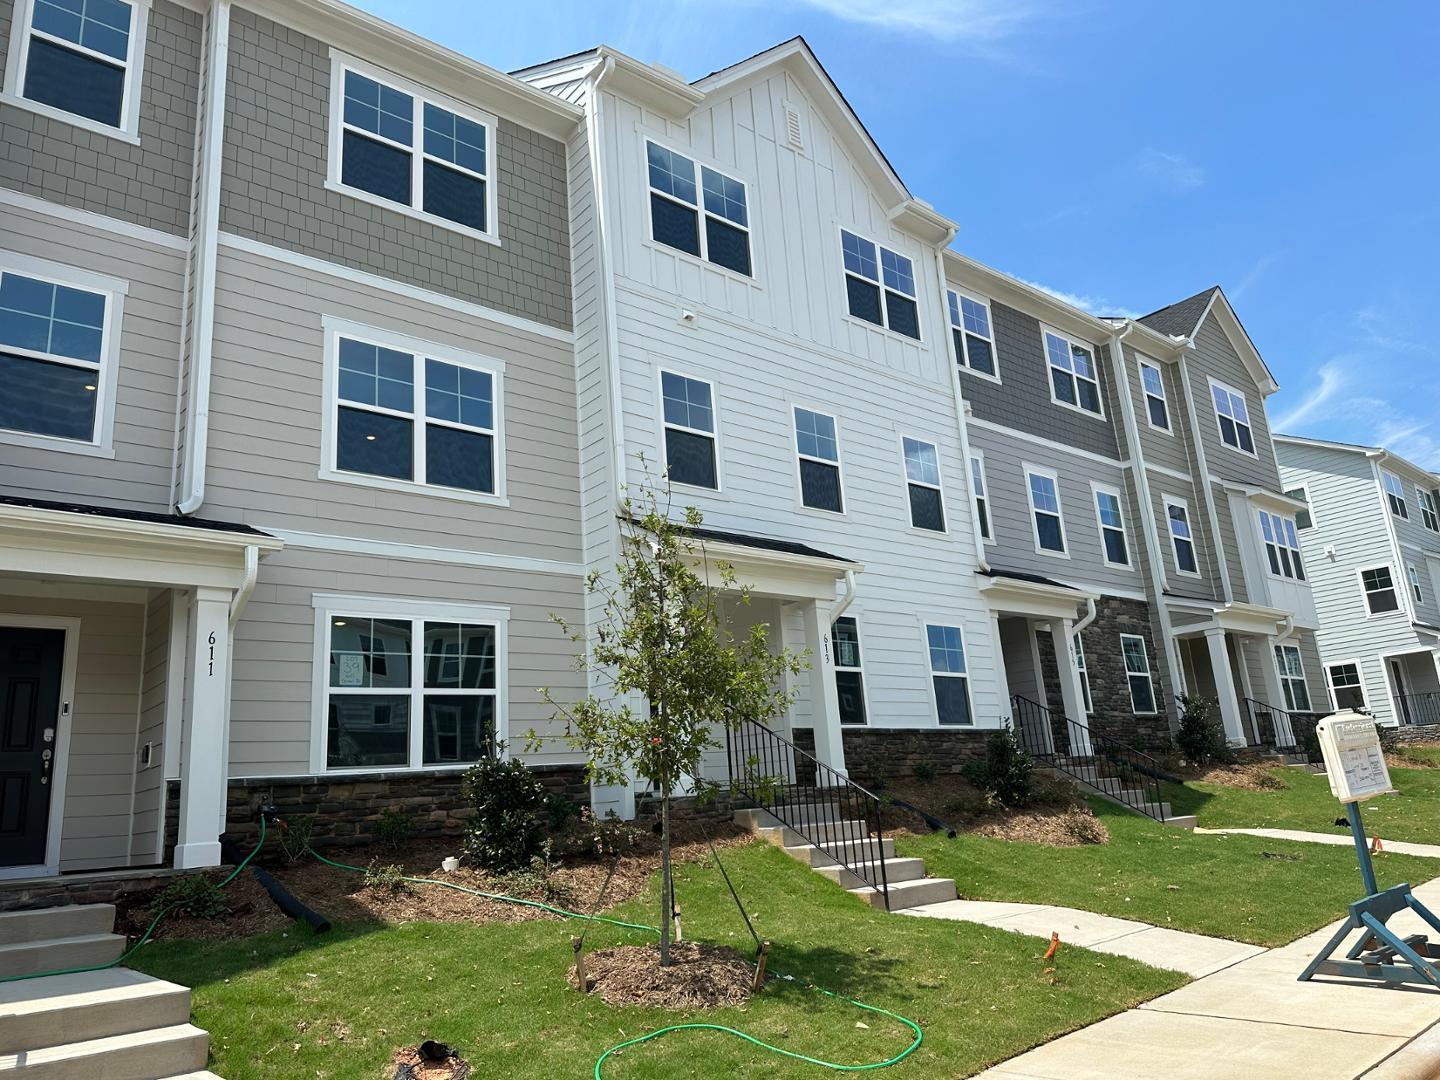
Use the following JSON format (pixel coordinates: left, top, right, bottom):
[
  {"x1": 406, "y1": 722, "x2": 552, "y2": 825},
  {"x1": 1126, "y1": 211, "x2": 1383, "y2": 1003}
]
[
  {"x1": 0, "y1": 494, "x2": 273, "y2": 538},
  {"x1": 690, "y1": 526, "x2": 854, "y2": 566},
  {"x1": 979, "y1": 568, "x2": 1098, "y2": 621}
]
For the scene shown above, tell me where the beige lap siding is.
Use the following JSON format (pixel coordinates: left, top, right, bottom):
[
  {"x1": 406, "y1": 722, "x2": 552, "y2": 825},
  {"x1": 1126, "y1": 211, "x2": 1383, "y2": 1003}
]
[{"x1": 227, "y1": 546, "x2": 587, "y2": 778}]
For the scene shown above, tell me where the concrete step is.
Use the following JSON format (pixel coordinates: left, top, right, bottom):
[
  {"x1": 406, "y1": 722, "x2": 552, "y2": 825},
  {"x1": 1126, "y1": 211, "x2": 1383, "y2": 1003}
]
[
  {"x1": 1164, "y1": 814, "x2": 1198, "y2": 830},
  {"x1": 757, "y1": 820, "x2": 874, "y2": 848},
  {"x1": 782, "y1": 837, "x2": 896, "y2": 867},
  {"x1": 851, "y1": 876, "x2": 958, "y2": 911},
  {"x1": 0, "y1": 934, "x2": 125, "y2": 980},
  {"x1": 814, "y1": 857, "x2": 928, "y2": 889},
  {"x1": 0, "y1": 969, "x2": 191, "y2": 1054},
  {"x1": 732, "y1": 806, "x2": 846, "y2": 831},
  {"x1": 0, "y1": 906, "x2": 115, "y2": 948},
  {"x1": 0, "y1": 1023, "x2": 208, "y2": 1078}
]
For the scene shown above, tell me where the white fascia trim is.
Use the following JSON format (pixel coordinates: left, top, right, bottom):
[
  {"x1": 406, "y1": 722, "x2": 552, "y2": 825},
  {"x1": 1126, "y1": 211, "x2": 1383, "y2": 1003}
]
[
  {"x1": 263, "y1": 528, "x2": 585, "y2": 578},
  {"x1": 0, "y1": 188, "x2": 189, "y2": 252},
  {"x1": 0, "y1": 501, "x2": 281, "y2": 554},
  {"x1": 964, "y1": 416, "x2": 1128, "y2": 470}
]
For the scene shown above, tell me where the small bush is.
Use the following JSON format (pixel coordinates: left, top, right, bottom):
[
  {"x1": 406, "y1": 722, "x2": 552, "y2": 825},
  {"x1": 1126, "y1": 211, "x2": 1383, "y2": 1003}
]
[
  {"x1": 375, "y1": 808, "x2": 414, "y2": 852},
  {"x1": 363, "y1": 860, "x2": 410, "y2": 893},
  {"x1": 277, "y1": 814, "x2": 315, "y2": 863},
  {"x1": 461, "y1": 754, "x2": 552, "y2": 871},
  {"x1": 499, "y1": 842, "x2": 575, "y2": 908},
  {"x1": 912, "y1": 761, "x2": 937, "y2": 783},
  {"x1": 1175, "y1": 695, "x2": 1235, "y2": 766},
  {"x1": 551, "y1": 807, "x2": 643, "y2": 860},
  {"x1": 156, "y1": 874, "x2": 229, "y2": 920},
  {"x1": 964, "y1": 729, "x2": 1035, "y2": 809}
]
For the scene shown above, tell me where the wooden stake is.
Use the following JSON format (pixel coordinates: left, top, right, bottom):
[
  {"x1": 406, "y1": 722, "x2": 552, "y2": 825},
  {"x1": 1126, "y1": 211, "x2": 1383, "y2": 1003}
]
[
  {"x1": 673, "y1": 905, "x2": 683, "y2": 942},
  {"x1": 572, "y1": 936, "x2": 588, "y2": 992},
  {"x1": 753, "y1": 941, "x2": 771, "y2": 992}
]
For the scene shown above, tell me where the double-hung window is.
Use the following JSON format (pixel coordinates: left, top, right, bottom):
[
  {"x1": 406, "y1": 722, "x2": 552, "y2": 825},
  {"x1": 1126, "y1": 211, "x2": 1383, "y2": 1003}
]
[
  {"x1": 1360, "y1": 565, "x2": 1400, "y2": 615},
  {"x1": 1259, "y1": 511, "x2": 1305, "y2": 580},
  {"x1": 1074, "y1": 635, "x2": 1093, "y2": 714},
  {"x1": 1026, "y1": 467, "x2": 1066, "y2": 554},
  {"x1": 1285, "y1": 487, "x2": 1314, "y2": 530},
  {"x1": 970, "y1": 454, "x2": 992, "y2": 541},
  {"x1": 1210, "y1": 380, "x2": 1255, "y2": 454},
  {"x1": 1274, "y1": 645, "x2": 1311, "y2": 713},
  {"x1": 926, "y1": 624, "x2": 973, "y2": 726},
  {"x1": 321, "y1": 603, "x2": 502, "y2": 771},
  {"x1": 831, "y1": 617, "x2": 867, "y2": 726},
  {"x1": 1419, "y1": 488, "x2": 1439, "y2": 532},
  {"x1": 326, "y1": 322, "x2": 502, "y2": 499},
  {"x1": 1382, "y1": 470, "x2": 1409, "y2": 518},
  {"x1": 1093, "y1": 484, "x2": 1130, "y2": 567},
  {"x1": 332, "y1": 59, "x2": 496, "y2": 240},
  {"x1": 841, "y1": 230, "x2": 919, "y2": 339},
  {"x1": 1409, "y1": 564, "x2": 1425, "y2": 606},
  {"x1": 1165, "y1": 496, "x2": 1199, "y2": 575},
  {"x1": 660, "y1": 371, "x2": 718, "y2": 490},
  {"x1": 1139, "y1": 360, "x2": 1170, "y2": 431},
  {"x1": 0, "y1": 261, "x2": 119, "y2": 449},
  {"x1": 795, "y1": 407, "x2": 843, "y2": 513},
  {"x1": 1121, "y1": 634, "x2": 1157, "y2": 714},
  {"x1": 8, "y1": 0, "x2": 146, "y2": 137},
  {"x1": 902, "y1": 437, "x2": 945, "y2": 532},
  {"x1": 1043, "y1": 327, "x2": 1101, "y2": 414},
  {"x1": 1326, "y1": 662, "x2": 1366, "y2": 712},
  {"x1": 947, "y1": 290, "x2": 996, "y2": 377},
  {"x1": 645, "y1": 141, "x2": 751, "y2": 276}
]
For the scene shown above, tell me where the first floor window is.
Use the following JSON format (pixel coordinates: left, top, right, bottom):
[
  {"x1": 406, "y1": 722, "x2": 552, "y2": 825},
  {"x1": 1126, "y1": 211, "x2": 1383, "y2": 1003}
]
[
  {"x1": 1274, "y1": 644, "x2": 1311, "y2": 712},
  {"x1": 1027, "y1": 468, "x2": 1066, "y2": 553},
  {"x1": 1285, "y1": 487, "x2": 1313, "y2": 530},
  {"x1": 1121, "y1": 634, "x2": 1156, "y2": 714},
  {"x1": 902, "y1": 437, "x2": 945, "y2": 532},
  {"x1": 1043, "y1": 327, "x2": 1101, "y2": 414},
  {"x1": 926, "y1": 624, "x2": 973, "y2": 726},
  {"x1": 1140, "y1": 361, "x2": 1170, "y2": 431},
  {"x1": 1326, "y1": 662, "x2": 1366, "y2": 712},
  {"x1": 1211, "y1": 380, "x2": 1255, "y2": 454},
  {"x1": 947, "y1": 290, "x2": 996, "y2": 376},
  {"x1": 841, "y1": 230, "x2": 919, "y2": 339},
  {"x1": 1361, "y1": 565, "x2": 1401, "y2": 615},
  {"x1": 0, "y1": 265, "x2": 111, "y2": 443},
  {"x1": 1259, "y1": 510, "x2": 1305, "y2": 580},
  {"x1": 832, "y1": 617, "x2": 866, "y2": 726},
  {"x1": 795, "y1": 407, "x2": 843, "y2": 512},
  {"x1": 1409, "y1": 564, "x2": 1425, "y2": 605},
  {"x1": 325, "y1": 613, "x2": 499, "y2": 770},
  {"x1": 646, "y1": 141, "x2": 751, "y2": 275},
  {"x1": 1074, "y1": 634, "x2": 1093, "y2": 714},
  {"x1": 13, "y1": 0, "x2": 141, "y2": 132},
  {"x1": 1166, "y1": 497, "x2": 1198, "y2": 575},
  {"x1": 660, "y1": 370, "x2": 718, "y2": 489},
  {"x1": 1421, "y1": 487, "x2": 1440, "y2": 532},
  {"x1": 1382, "y1": 470, "x2": 1409, "y2": 518},
  {"x1": 971, "y1": 455, "x2": 991, "y2": 540},
  {"x1": 1094, "y1": 486, "x2": 1130, "y2": 567}
]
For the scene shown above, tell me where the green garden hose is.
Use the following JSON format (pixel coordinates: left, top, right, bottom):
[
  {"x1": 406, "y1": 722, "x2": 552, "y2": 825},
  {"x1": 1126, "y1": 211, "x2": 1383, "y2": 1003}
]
[{"x1": 306, "y1": 846, "x2": 923, "y2": 1077}]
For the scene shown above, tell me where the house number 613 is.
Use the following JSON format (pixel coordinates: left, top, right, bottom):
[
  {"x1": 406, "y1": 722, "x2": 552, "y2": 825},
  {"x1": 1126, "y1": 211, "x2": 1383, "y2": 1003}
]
[{"x1": 208, "y1": 631, "x2": 216, "y2": 676}]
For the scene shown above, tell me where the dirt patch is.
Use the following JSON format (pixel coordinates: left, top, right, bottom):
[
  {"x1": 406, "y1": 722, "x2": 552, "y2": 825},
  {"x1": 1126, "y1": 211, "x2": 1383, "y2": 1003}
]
[
  {"x1": 877, "y1": 775, "x2": 1109, "y2": 845},
  {"x1": 1387, "y1": 747, "x2": 1440, "y2": 770},
  {"x1": 572, "y1": 940, "x2": 756, "y2": 1009},
  {"x1": 1182, "y1": 761, "x2": 1285, "y2": 790},
  {"x1": 388, "y1": 1043, "x2": 471, "y2": 1079},
  {"x1": 971, "y1": 806, "x2": 1110, "y2": 846}
]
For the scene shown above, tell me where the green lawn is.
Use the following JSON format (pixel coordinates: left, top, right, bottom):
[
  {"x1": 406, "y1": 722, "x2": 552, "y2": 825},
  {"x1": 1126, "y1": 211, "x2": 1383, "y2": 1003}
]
[
  {"x1": 900, "y1": 800, "x2": 1439, "y2": 947},
  {"x1": 1167, "y1": 764, "x2": 1440, "y2": 847},
  {"x1": 130, "y1": 841, "x2": 1184, "y2": 1079}
]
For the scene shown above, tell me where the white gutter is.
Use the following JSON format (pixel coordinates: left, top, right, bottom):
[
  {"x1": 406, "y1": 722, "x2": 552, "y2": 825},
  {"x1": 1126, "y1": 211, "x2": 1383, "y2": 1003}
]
[
  {"x1": 1273, "y1": 612, "x2": 1295, "y2": 645},
  {"x1": 1073, "y1": 594, "x2": 1098, "y2": 633},
  {"x1": 229, "y1": 543, "x2": 259, "y2": 630},
  {"x1": 933, "y1": 244, "x2": 989, "y2": 572},
  {"x1": 177, "y1": 0, "x2": 231, "y2": 515},
  {"x1": 830, "y1": 569, "x2": 859, "y2": 622}
]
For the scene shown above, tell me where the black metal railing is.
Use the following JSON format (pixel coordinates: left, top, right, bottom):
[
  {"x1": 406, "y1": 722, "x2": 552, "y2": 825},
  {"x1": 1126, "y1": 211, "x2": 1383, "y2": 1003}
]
[
  {"x1": 1396, "y1": 692, "x2": 1440, "y2": 728},
  {"x1": 1009, "y1": 695, "x2": 1170, "y2": 822},
  {"x1": 726, "y1": 718, "x2": 890, "y2": 907},
  {"x1": 1242, "y1": 698, "x2": 1324, "y2": 761}
]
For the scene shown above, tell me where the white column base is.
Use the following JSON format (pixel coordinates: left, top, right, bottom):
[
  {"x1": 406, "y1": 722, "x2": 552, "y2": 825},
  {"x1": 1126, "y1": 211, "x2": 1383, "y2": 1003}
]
[{"x1": 173, "y1": 840, "x2": 223, "y2": 870}]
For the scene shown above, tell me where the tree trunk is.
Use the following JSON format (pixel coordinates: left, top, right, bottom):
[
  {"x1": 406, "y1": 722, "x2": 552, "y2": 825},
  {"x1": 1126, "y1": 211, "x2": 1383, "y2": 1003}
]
[{"x1": 659, "y1": 791, "x2": 673, "y2": 966}]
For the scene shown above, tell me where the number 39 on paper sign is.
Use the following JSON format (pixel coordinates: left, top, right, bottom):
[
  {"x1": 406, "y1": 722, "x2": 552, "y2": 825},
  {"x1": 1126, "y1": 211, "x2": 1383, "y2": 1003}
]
[{"x1": 1316, "y1": 711, "x2": 1394, "y2": 804}]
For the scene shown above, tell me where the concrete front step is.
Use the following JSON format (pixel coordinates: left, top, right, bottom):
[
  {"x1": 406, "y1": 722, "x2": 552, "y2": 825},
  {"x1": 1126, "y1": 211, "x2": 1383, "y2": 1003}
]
[
  {"x1": 0, "y1": 969, "x2": 191, "y2": 1054},
  {"x1": 0, "y1": 906, "x2": 115, "y2": 948},
  {"x1": 757, "y1": 820, "x2": 877, "y2": 848},
  {"x1": 814, "y1": 857, "x2": 927, "y2": 889},
  {"x1": 0, "y1": 1023, "x2": 208, "y2": 1079},
  {"x1": 732, "y1": 806, "x2": 846, "y2": 831},
  {"x1": 0, "y1": 934, "x2": 124, "y2": 980},
  {"x1": 851, "y1": 876, "x2": 958, "y2": 911},
  {"x1": 781, "y1": 837, "x2": 897, "y2": 867}
]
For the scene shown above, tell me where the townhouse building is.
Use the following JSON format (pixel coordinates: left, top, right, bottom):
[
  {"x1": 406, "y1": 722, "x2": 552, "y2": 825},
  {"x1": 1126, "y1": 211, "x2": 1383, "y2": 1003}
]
[{"x1": 1276, "y1": 435, "x2": 1440, "y2": 727}]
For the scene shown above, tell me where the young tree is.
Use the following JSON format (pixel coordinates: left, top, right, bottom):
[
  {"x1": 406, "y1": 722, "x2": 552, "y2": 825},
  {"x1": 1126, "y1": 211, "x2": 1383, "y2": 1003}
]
[{"x1": 541, "y1": 475, "x2": 805, "y2": 965}]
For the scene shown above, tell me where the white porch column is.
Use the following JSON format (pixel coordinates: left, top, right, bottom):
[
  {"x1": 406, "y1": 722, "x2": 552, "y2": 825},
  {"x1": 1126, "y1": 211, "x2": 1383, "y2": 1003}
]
[
  {"x1": 175, "y1": 587, "x2": 232, "y2": 869},
  {"x1": 1257, "y1": 636, "x2": 1298, "y2": 747},
  {"x1": 1050, "y1": 619, "x2": 1093, "y2": 756},
  {"x1": 801, "y1": 599, "x2": 846, "y2": 776},
  {"x1": 1204, "y1": 627, "x2": 1247, "y2": 747}
]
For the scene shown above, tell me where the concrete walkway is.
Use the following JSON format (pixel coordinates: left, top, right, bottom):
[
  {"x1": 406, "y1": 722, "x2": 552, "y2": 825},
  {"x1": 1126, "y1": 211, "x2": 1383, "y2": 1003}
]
[{"x1": 1196, "y1": 827, "x2": 1440, "y2": 859}]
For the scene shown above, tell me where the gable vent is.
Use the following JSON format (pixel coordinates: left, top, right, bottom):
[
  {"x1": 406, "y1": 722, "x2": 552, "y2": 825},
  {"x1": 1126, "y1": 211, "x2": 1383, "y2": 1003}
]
[{"x1": 784, "y1": 103, "x2": 804, "y2": 152}]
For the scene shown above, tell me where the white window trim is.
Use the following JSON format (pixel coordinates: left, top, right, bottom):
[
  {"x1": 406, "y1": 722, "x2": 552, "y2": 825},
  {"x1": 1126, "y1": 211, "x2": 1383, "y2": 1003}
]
[
  {"x1": 1024, "y1": 462, "x2": 1069, "y2": 559},
  {"x1": 0, "y1": 250, "x2": 128, "y2": 459},
  {"x1": 657, "y1": 366, "x2": 723, "y2": 494},
  {"x1": 1258, "y1": 509, "x2": 1305, "y2": 582},
  {"x1": 1418, "y1": 486, "x2": 1439, "y2": 533},
  {"x1": 1357, "y1": 563, "x2": 1402, "y2": 619},
  {"x1": 1409, "y1": 563, "x2": 1425, "y2": 606},
  {"x1": 319, "y1": 316, "x2": 508, "y2": 506},
  {"x1": 947, "y1": 288, "x2": 1000, "y2": 383},
  {"x1": 838, "y1": 226, "x2": 922, "y2": 343},
  {"x1": 641, "y1": 136, "x2": 755, "y2": 282},
  {"x1": 1286, "y1": 484, "x2": 1316, "y2": 530},
  {"x1": 309, "y1": 593, "x2": 510, "y2": 775},
  {"x1": 970, "y1": 451, "x2": 994, "y2": 545},
  {"x1": 792, "y1": 403, "x2": 846, "y2": 517},
  {"x1": 1090, "y1": 481, "x2": 1133, "y2": 571},
  {"x1": 1380, "y1": 469, "x2": 1410, "y2": 519},
  {"x1": 832, "y1": 615, "x2": 871, "y2": 727},
  {"x1": 1041, "y1": 324, "x2": 1105, "y2": 420},
  {"x1": 1207, "y1": 376, "x2": 1258, "y2": 458},
  {"x1": 1162, "y1": 492, "x2": 1202, "y2": 578},
  {"x1": 1137, "y1": 358, "x2": 1172, "y2": 434},
  {"x1": 1274, "y1": 643, "x2": 1311, "y2": 713},
  {"x1": 1120, "y1": 633, "x2": 1158, "y2": 716},
  {"x1": 2, "y1": 0, "x2": 149, "y2": 143},
  {"x1": 923, "y1": 620, "x2": 974, "y2": 727},
  {"x1": 899, "y1": 432, "x2": 947, "y2": 535},
  {"x1": 1324, "y1": 658, "x2": 1369, "y2": 713},
  {"x1": 326, "y1": 51, "x2": 501, "y2": 247}
]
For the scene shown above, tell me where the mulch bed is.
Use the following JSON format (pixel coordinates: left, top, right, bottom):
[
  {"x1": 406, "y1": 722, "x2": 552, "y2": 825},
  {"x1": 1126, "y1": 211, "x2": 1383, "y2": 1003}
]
[
  {"x1": 878, "y1": 776, "x2": 1110, "y2": 846},
  {"x1": 1181, "y1": 761, "x2": 1285, "y2": 790},
  {"x1": 571, "y1": 941, "x2": 756, "y2": 1009},
  {"x1": 971, "y1": 806, "x2": 1110, "y2": 846}
]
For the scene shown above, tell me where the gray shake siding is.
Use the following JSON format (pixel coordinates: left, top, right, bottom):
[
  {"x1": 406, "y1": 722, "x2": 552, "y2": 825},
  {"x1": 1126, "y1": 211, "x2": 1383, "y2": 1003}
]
[
  {"x1": 220, "y1": 7, "x2": 573, "y2": 331},
  {"x1": 0, "y1": 0, "x2": 202, "y2": 236}
]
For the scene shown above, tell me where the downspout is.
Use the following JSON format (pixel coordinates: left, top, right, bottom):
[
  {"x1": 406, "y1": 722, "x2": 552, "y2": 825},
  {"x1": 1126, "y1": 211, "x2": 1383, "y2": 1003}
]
[
  {"x1": 1176, "y1": 348, "x2": 1235, "y2": 602},
  {"x1": 586, "y1": 57, "x2": 627, "y2": 521},
  {"x1": 1074, "y1": 595, "x2": 1098, "y2": 634},
  {"x1": 229, "y1": 544, "x2": 259, "y2": 630},
  {"x1": 176, "y1": 0, "x2": 231, "y2": 515},
  {"x1": 829, "y1": 570, "x2": 859, "y2": 622},
  {"x1": 1273, "y1": 612, "x2": 1295, "y2": 644},
  {"x1": 932, "y1": 245, "x2": 989, "y2": 572}
]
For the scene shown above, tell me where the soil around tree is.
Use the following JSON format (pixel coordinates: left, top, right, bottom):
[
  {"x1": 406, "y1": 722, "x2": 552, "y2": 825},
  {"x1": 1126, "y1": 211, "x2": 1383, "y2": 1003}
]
[
  {"x1": 570, "y1": 940, "x2": 757, "y2": 1009},
  {"x1": 388, "y1": 1043, "x2": 471, "y2": 1080}
]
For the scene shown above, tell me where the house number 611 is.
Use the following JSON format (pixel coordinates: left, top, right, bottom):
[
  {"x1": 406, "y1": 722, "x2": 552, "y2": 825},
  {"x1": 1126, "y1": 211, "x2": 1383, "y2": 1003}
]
[{"x1": 208, "y1": 631, "x2": 216, "y2": 676}]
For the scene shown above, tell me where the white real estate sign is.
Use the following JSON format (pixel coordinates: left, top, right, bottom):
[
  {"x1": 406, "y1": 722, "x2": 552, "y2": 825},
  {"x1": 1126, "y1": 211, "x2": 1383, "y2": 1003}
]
[{"x1": 1316, "y1": 711, "x2": 1394, "y2": 803}]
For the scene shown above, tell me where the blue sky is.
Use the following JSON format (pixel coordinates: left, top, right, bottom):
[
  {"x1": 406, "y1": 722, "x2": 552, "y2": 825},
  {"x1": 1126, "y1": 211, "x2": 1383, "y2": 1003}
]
[{"x1": 356, "y1": 0, "x2": 1440, "y2": 464}]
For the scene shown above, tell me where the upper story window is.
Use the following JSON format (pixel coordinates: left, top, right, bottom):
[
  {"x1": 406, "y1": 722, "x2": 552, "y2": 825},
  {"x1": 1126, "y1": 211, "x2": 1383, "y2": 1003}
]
[
  {"x1": 1120, "y1": 634, "x2": 1157, "y2": 715},
  {"x1": 1093, "y1": 485, "x2": 1130, "y2": 568},
  {"x1": 1210, "y1": 380, "x2": 1255, "y2": 455},
  {"x1": 1165, "y1": 496, "x2": 1199, "y2": 576},
  {"x1": 902, "y1": 437, "x2": 945, "y2": 533},
  {"x1": 1043, "y1": 327, "x2": 1101, "y2": 415},
  {"x1": 1139, "y1": 361, "x2": 1170, "y2": 432},
  {"x1": 645, "y1": 141, "x2": 751, "y2": 276},
  {"x1": 0, "y1": 260, "x2": 120, "y2": 452},
  {"x1": 831, "y1": 617, "x2": 867, "y2": 726},
  {"x1": 1381, "y1": 470, "x2": 1409, "y2": 519},
  {"x1": 1418, "y1": 487, "x2": 1439, "y2": 532},
  {"x1": 970, "y1": 454, "x2": 992, "y2": 542},
  {"x1": 841, "y1": 231, "x2": 919, "y2": 340},
  {"x1": 1273, "y1": 644, "x2": 1311, "y2": 713},
  {"x1": 794, "y1": 407, "x2": 843, "y2": 513},
  {"x1": 6, "y1": 0, "x2": 146, "y2": 139},
  {"x1": 1360, "y1": 565, "x2": 1400, "y2": 615},
  {"x1": 660, "y1": 370, "x2": 718, "y2": 490},
  {"x1": 324, "y1": 320, "x2": 502, "y2": 502},
  {"x1": 1409, "y1": 563, "x2": 1425, "y2": 606},
  {"x1": 330, "y1": 58, "x2": 497, "y2": 242},
  {"x1": 1259, "y1": 510, "x2": 1305, "y2": 581},
  {"x1": 947, "y1": 290, "x2": 996, "y2": 378},
  {"x1": 926, "y1": 624, "x2": 973, "y2": 726},
  {"x1": 1026, "y1": 467, "x2": 1066, "y2": 555},
  {"x1": 1284, "y1": 486, "x2": 1314, "y2": 530}
]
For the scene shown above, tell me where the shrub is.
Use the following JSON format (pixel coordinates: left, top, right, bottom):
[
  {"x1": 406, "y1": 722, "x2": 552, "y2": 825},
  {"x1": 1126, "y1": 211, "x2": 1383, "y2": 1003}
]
[
  {"x1": 375, "y1": 808, "x2": 414, "y2": 852},
  {"x1": 277, "y1": 814, "x2": 315, "y2": 863},
  {"x1": 963, "y1": 729, "x2": 1034, "y2": 809},
  {"x1": 155, "y1": 874, "x2": 229, "y2": 920},
  {"x1": 363, "y1": 860, "x2": 410, "y2": 893},
  {"x1": 499, "y1": 842, "x2": 575, "y2": 908},
  {"x1": 1175, "y1": 695, "x2": 1235, "y2": 766},
  {"x1": 551, "y1": 807, "x2": 643, "y2": 860},
  {"x1": 912, "y1": 761, "x2": 937, "y2": 784},
  {"x1": 460, "y1": 754, "x2": 552, "y2": 871}
]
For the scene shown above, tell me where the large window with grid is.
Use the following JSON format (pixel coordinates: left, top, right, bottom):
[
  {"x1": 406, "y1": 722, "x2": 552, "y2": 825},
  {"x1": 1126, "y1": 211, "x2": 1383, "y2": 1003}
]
[
  {"x1": 646, "y1": 141, "x2": 751, "y2": 276},
  {"x1": 947, "y1": 290, "x2": 996, "y2": 377},
  {"x1": 1043, "y1": 327, "x2": 1101, "y2": 415},
  {"x1": 1210, "y1": 380, "x2": 1255, "y2": 454},
  {"x1": 841, "y1": 230, "x2": 919, "y2": 339},
  {"x1": 1259, "y1": 510, "x2": 1305, "y2": 580},
  {"x1": 1419, "y1": 487, "x2": 1439, "y2": 532},
  {"x1": 1360, "y1": 565, "x2": 1400, "y2": 615},
  {"x1": 926, "y1": 624, "x2": 973, "y2": 726},
  {"x1": 1382, "y1": 470, "x2": 1409, "y2": 519},
  {"x1": 1274, "y1": 644, "x2": 1311, "y2": 713}
]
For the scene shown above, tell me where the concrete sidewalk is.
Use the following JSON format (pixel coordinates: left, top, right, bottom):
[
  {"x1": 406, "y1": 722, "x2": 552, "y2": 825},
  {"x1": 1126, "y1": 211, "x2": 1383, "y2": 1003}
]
[{"x1": 1195, "y1": 827, "x2": 1440, "y2": 860}]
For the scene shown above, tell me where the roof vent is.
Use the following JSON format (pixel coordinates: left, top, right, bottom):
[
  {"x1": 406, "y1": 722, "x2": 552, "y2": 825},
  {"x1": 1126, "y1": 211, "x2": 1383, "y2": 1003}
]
[{"x1": 784, "y1": 103, "x2": 804, "y2": 151}]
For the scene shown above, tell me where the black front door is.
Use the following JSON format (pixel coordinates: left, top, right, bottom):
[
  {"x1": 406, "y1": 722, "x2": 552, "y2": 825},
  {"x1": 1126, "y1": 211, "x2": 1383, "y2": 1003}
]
[{"x1": 1, "y1": 627, "x2": 65, "y2": 868}]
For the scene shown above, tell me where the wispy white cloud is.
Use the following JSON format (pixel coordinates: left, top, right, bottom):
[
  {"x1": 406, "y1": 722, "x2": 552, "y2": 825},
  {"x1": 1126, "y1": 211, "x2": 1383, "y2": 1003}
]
[
  {"x1": 1272, "y1": 360, "x2": 1347, "y2": 429},
  {"x1": 1133, "y1": 148, "x2": 1206, "y2": 193},
  {"x1": 1013, "y1": 276, "x2": 1141, "y2": 319},
  {"x1": 787, "y1": 0, "x2": 1040, "y2": 42},
  {"x1": 1229, "y1": 251, "x2": 1283, "y2": 302}
]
